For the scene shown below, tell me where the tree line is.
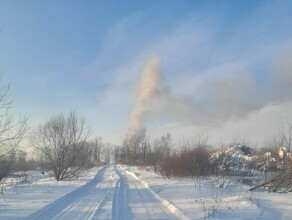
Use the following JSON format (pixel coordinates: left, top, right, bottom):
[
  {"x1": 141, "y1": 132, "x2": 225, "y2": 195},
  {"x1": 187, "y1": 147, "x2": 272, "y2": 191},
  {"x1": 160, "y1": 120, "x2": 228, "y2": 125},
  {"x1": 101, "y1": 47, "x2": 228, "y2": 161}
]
[{"x1": 117, "y1": 129, "x2": 292, "y2": 192}]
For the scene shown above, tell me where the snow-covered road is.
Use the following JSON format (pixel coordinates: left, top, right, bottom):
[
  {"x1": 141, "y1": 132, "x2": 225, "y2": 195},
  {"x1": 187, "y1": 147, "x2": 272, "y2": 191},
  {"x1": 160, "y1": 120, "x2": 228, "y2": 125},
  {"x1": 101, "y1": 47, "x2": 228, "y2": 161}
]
[
  {"x1": 23, "y1": 165, "x2": 179, "y2": 220},
  {"x1": 113, "y1": 167, "x2": 178, "y2": 220}
]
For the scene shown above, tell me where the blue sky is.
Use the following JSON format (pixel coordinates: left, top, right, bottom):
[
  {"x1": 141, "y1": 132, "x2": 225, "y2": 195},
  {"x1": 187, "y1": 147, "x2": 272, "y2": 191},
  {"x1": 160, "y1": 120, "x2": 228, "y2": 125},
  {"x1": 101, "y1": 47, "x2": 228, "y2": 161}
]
[{"x1": 0, "y1": 0, "x2": 292, "y2": 145}]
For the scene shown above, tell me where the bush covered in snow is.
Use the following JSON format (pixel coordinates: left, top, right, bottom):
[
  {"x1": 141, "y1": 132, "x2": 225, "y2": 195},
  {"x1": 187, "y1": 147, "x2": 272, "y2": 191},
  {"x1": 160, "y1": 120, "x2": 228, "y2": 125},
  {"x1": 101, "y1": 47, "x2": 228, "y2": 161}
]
[{"x1": 210, "y1": 145, "x2": 256, "y2": 176}]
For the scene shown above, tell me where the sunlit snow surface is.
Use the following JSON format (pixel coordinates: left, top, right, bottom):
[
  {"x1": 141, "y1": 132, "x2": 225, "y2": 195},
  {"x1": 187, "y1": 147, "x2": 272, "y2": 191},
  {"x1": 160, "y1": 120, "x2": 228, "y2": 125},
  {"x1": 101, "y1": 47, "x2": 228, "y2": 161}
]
[{"x1": 0, "y1": 165, "x2": 291, "y2": 219}]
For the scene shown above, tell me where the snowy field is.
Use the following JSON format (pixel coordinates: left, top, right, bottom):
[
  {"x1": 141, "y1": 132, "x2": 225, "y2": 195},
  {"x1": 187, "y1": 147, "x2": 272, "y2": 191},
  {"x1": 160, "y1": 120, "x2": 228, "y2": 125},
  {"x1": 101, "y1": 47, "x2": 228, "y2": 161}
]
[
  {"x1": 122, "y1": 165, "x2": 292, "y2": 220},
  {"x1": 0, "y1": 165, "x2": 291, "y2": 220},
  {"x1": 0, "y1": 167, "x2": 103, "y2": 219}
]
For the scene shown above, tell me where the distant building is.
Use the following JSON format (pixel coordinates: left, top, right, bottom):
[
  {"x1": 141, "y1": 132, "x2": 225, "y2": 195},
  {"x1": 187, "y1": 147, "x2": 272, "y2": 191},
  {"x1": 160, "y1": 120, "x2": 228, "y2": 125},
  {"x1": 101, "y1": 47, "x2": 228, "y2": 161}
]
[
  {"x1": 264, "y1": 152, "x2": 272, "y2": 157},
  {"x1": 278, "y1": 146, "x2": 288, "y2": 159}
]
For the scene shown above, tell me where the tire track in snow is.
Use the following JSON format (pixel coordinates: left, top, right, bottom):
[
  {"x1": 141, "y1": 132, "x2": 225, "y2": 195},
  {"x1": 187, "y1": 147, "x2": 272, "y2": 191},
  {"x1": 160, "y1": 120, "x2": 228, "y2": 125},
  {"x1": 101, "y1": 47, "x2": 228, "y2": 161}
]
[
  {"x1": 53, "y1": 168, "x2": 115, "y2": 220},
  {"x1": 112, "y1": 166, "x2": 133, "y2": 220},
  {"x1": 119, "y1": 165, "x2": 190, "y2": 220},
  {"x1": 90, "y1": 166, "x2": 119, "y2": 220},
  {"x1": 24, "y1": 166, "x2": 118, "y2": 220},
  {"x1": 114, "y1": 165, "x2": 180, "y2": 220}
]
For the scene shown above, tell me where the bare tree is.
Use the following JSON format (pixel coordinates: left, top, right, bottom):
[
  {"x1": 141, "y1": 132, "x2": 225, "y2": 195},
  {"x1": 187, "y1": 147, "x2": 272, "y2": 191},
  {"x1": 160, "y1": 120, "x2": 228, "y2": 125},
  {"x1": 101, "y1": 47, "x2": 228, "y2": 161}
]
[
  {"x1": 93, "y1": 136, "x2": 103, "y2": 163},
  {"x1": 103, "y1": 143, "x2": 112, "y2": 164},
  {"x1": 141, "y1": 137, "x2": 151, "y2": 163},
  {"x1": 250, "y1": 160, "x2": 292, "y2": 193},
  {"x1": 30, "y1": 112, "x2": 90, "y2": 181},
  {"x1": 86, "y1": 136, "x2": 103, "y2": 166},
  {"x1": 113, "y1": 146, "x2": 121, "y2": 164},
  {"x1": 153, "y1": 133, "x2": 173, "y2": 165},
  {"x1": 0, "y1": 78, "x2": 27, "y2": 182},
  {"x1": 250, "y1": 122, "x2": 292, "y2": 192},
  {"x1": 280, "y1": 122, "x2": 292, "y2": 153}
]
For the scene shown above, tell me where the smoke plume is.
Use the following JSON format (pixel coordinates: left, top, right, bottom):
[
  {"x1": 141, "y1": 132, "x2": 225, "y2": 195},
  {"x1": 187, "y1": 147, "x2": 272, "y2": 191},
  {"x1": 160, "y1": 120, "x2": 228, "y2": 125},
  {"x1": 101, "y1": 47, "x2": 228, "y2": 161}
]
[
  {"x1": 124, "y1": 52, "x2": 292, "y2": 143},
  {"x1": 123, "y1": 56, "x2": 162, "y2": 144}
]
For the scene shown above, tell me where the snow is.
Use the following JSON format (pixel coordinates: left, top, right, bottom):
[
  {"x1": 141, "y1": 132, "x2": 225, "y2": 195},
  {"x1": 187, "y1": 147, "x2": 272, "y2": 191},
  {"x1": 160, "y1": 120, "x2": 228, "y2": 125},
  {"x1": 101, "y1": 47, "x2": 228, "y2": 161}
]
[
  {"x1": 210, "y1": 145, "x2": 257, "y2": 176},
  {"x1": 0, "y1": 167, "x2": 102, "y2": 219},
  {"x1": 0, "y1": 165, "x2": 292, "y2": 219},
  {"x1": 122, "y1": 165, "x2": 292, "y2": 220}
]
